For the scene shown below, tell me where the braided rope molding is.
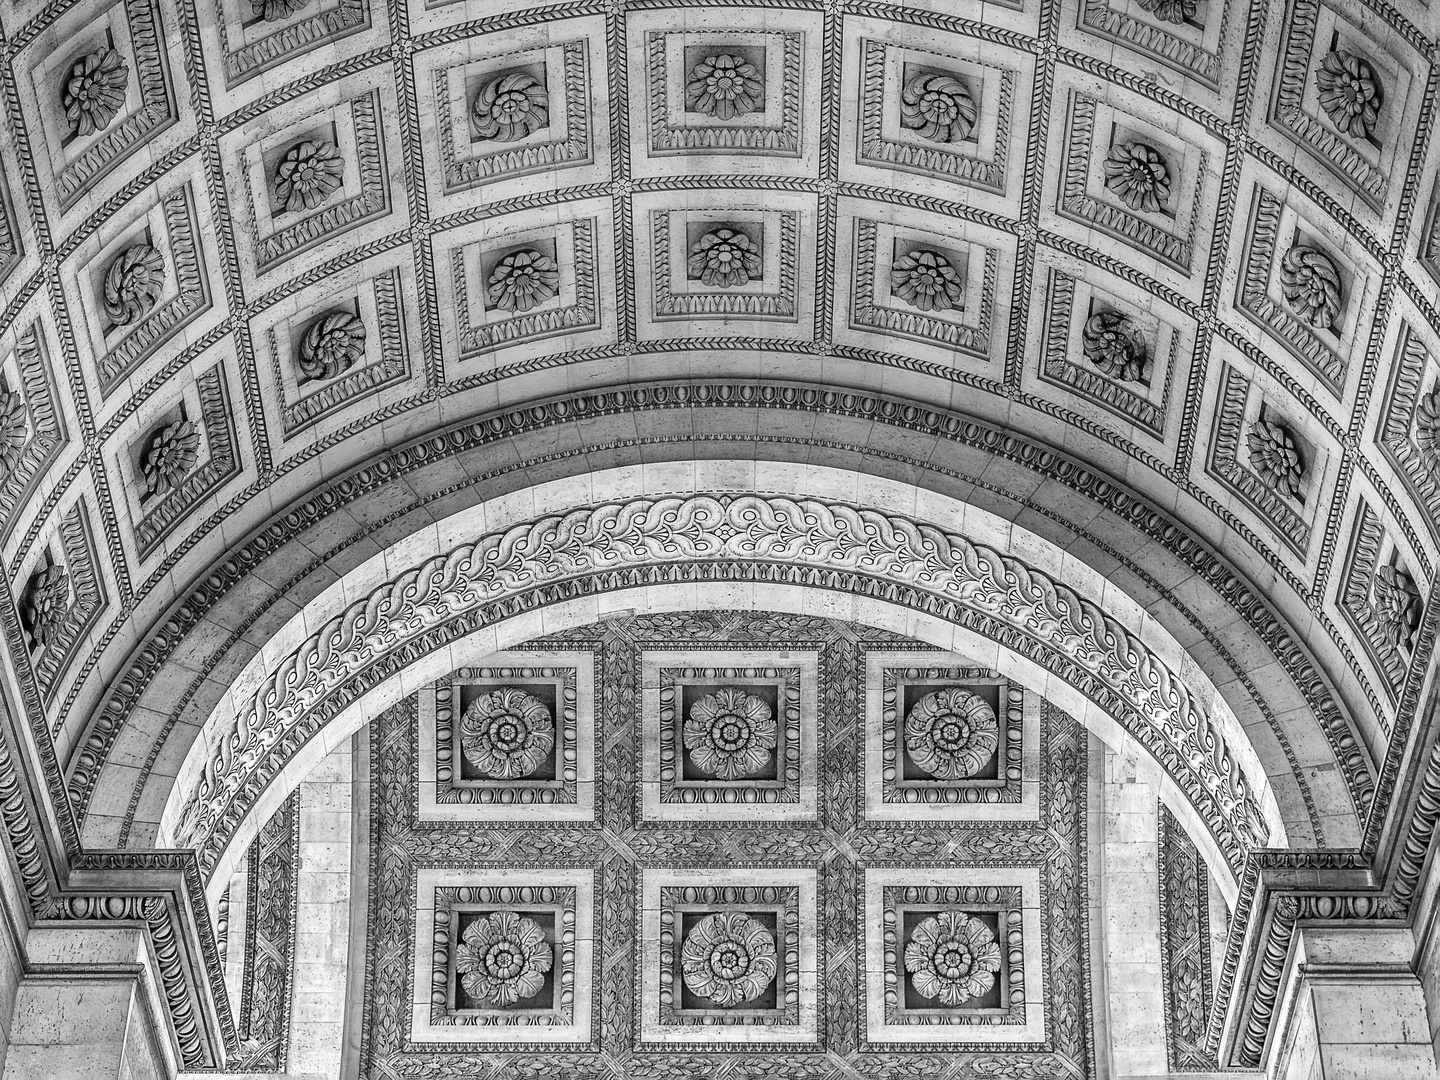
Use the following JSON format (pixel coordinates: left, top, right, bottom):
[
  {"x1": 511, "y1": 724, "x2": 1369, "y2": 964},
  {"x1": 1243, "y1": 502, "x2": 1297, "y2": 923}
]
[
  {"x1": 168, "y1": 494, "x2": 1268, "y2": 875},
  {"x1": 66, "y1": 383, "x2": 1374, "y2": 825}
]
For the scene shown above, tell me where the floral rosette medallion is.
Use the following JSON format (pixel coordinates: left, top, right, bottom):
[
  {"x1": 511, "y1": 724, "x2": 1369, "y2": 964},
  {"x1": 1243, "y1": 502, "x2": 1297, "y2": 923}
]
[
  {"x1": 904, "y1": 688, "x2": 999, "y2": 779},
  {"x1": 680, "y1": 912, "x2": 778, "y2": 1007},
  {"x1": 454, "y1": 911, "x2": 553, "y2": 1007},
  {"x1": 683, "y1": 688, "x2": 778, "y2": 778},
  {"x1": 460, "y1": 688, "x2": 556, "y2": 779},
  {"x1": 904, "y1": 910, "x2": 1003, "y2": 1006}
]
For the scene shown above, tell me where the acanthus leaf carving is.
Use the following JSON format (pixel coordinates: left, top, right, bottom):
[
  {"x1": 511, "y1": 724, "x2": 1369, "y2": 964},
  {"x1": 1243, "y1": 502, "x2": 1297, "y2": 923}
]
[
  {"x1": 0, "y1": 387, "x2": 28, "y2": 483},
  {"x1": 21, "y1": 561, "x2": 70, "y2": 650},
  {"x1": 890, "y1": 250, "x2": 964, "y2": 313},
  {"x1": 1315, "y1": 50, "x2": 1381, "y2": 140},
  {"x1": 1102, "y1": 141, "x2": 1171, "y2": 213},
  {"x1": 103, "y1": 244, "x2": 165, "y2": 327},
  {"x1": 143, "y1": 418, "x2": 200, "y2": 497},
  {"x1": 63, "y1": 48, "x2": 128, "y2": 138},
  {"x1": 1279, "y1": 245, "x2": 1343, "y2": 329},
  {"x1": 687, "y1": 228, "x2": 761, "y2": 289},
  {"x1": 1371, "y1": 563, "x2": 1422, "y2": 651},
  {"x1": 685, "y1": 54, "x2": 764, "y2": 120},
  {"x1": 1245, "y1": 419, "x2": 1305, "y2": 499},
  {"x1": 903, "y1": 910, "x2": 1002, "y2": 1006},
  {"x1": 274, "y1": 139, "x2": 343, "y2": 214},
  {"x1": 486, "y1": 249, "x2": 560, "y2": 313},
  {"x1": 251, "y1": 0, "x2": 311, "y2": 22}
]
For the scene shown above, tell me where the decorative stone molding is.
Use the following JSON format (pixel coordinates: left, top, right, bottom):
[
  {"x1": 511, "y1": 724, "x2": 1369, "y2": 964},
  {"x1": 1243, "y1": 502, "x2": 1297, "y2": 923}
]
[
  {"x1": 1081, "y1": 309, "x2": 1149, "y2": 383},
  {"x1": 685, "y1": 54, "x2": 764, "y2": 120},
  {"x1": 472, "y1": 71, "x2": 549, "y2": 141},
  {"x1": 1102, "y1": 142, "x2": 1172, "y2": 213},
  {"x1": 63, "y1": 48, "x2": 129, "y2": 138},
  {"x1": 297, "y1": 309, "x2": 366, "y2": 383},
  {"x1": 899, "y1": 70, "x2": 977, "y2": 143},
  {"x1": 231, "y1": 791, "x2": 298, "y2": 1070},
  {"x1": 30, "y1": 500, "x2": 106, "y2": 704},
  {"x1": 142, "y1": 418, "x2": 200, "y2": 497},
  {"x1": 890, "y1": 249, "x2": 964, "y2": 313},
  {"x1": 1278, "y1": 245, "x2": 1343, "y2": 329},
  {"x1": 274, "y1": 138, "x2": 343, "y2": 213},
  {"x1": 1158, "y1": 803, "x2": 1215, "y2": 1071},
  {"x1": 1376, "y1": 324, "x2": 1440, "y2": 541},
  {"x1": 1313, "y1": 49, "x2": 1381, "y2": 140},
  {"x1": 1338, "y1": 500, "x2": 1422, "y2": 700},
  {"x1": 212, "y1": 0, "x2": 371, "y2": 88},
  {"x1": 487, "y1": 249, "x2": 561, "y2": 312},
  {"x1": 1078, "y1": 0, "x2": 1225, "y2": 87},
  {"x1": 651, "y1": 210, "x2": 797, "y2": 320},
  {"x1": 172, "y1": 494, "x2": 1268, "y2": 873},
  {"x1": 102, "y1": 243, "x2": 165, "y2": 326},
  {"x1": 21, "y1": 561, "x2": 71, "y2": 651},
  {"x1": 0, "y1": 325, "x2": 65, "y2": 545}
]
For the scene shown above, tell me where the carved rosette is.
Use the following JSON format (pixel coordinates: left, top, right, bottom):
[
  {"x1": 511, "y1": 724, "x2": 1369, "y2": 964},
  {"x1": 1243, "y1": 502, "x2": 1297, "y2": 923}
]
[
  {"x1": 1371, "y1": 564, "x2": 1422, "y2": 651},
  {"x1": 890, "y1": 250, "x2": 965, "y2": 313},
  {"x1": 1315, "y1": 50, "x2": 1381, "y2": 140},
  {"x1": 903, "y1": 911, "x2": 1002, "y2": 1007},
  {"x1": 298, "y1": 311, "x2": 366, "y2": 383},
  {"x1": 1415, "y1": 387, "x2": 1440, "y2": 474},
  {"x1": 1102, "y1": 142, "x2": 1171, "y2": 214},
  {"x1": 63, "y1": 48, "x2": 128, "y2": 137},
  {"x1": 103, "y1": 244, "x2": 165, "y2": 327},
  {"x1": 21, "y1": 564, "x2": 70, "y2": 649},
  {"x1": 0, "y1": 389, "x2": 27, "y2": 482},
  {"x1": 904, "y1": 688, "x2": 999, "y2": 779},
  {"x1": 142, "y1": 419, "x2": 200, "y2": 497},
  {"x1": 274, "y1": 140, "x2": 343, "y2": 214},
  {"x1": 454, "y1": 911, "x2": 553, "y2": 1007},
  {"x1": 682, "y1": 688, "x2": 778, "y2": 779},
  {"x1": 687, "y1": 228, "x2": 762, "y2": 289},
  {"x1": 1136, "y1": 0, "x2": 1198, "y2": 22},
  {"x1": 486, "y1": 250, "x2": 560, "y2": 313},
  {"x1": 684, "y1": 54, "x2": 764, "y2": 120},
  {"x1": 459, "y1": 688, "x2": 556, "y2": 779},
  {"x1": 251, "y1": 0, "x2": 311, "y2": 21},
  {"x1": 679, "y1": 912, "x2": 778, "y2": 1007},
  {"x1": 899, "y1": 72, "x2": 978, "y2": 144},
  {"x1": 1081, "y1": 310, "x2": 1149, "y2": 383},
  {"x1": 1278, "y1": 246, "x2": 1342, "y2": 329},
  {"x1": 1245, "y1": 420, "x2": 1305, "y2": 499},
  {"x1": 472, "y1": 71, "x2": 549, "y2": 142}
]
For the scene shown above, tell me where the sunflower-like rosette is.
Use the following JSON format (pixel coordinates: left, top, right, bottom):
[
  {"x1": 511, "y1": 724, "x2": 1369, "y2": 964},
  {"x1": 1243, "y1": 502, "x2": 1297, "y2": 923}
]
[
  {"x1": 683, "y1": 688, "x2": 777, "y2": 779},
  {"x1": 680, "y1": 912, "x2": 778, "y2": 1007},
  {"x1": 473, "y1": 72, "x2": 550, "y2": 142},
  {"x1": 890, "y1": 250, "x2": 965, "y2": 313},
  {"x1": 274, "y1": 139, "x2": 344, "y2": 214},
  {"x1": 486, "y1": 250, "x2": 560, "y2": 313},
  {"x1": 1315, "y1": 50, "x2": 1381, "y2": 139},
  {"x1": 454, "y1": 911, "x2": 553, "y2": 1007},
  {"x1": 103, "y1": 244, "x2": 165, "y2": 327},
  {"x1": 1372, "y1": 564, "x2": 1422, "y2": 651},
  {"x1": 22, "y1": 564, "x2": 70, "y2": 650},
  {"x1": 1102, "y1": 141, "x2": 1171, "y2": 214},
  {"x1": 1081, "y1": 310, "x2": 1149, "y2": 383},
  {"x1": 1246, "y1": 420, "x2": 1305, "y2": 498},
  {"x1": 63, "y1": 48, "x2": 128, "y2": 137},
  {"x1": 898, "y1": 72, "x2": 977, "y2": 144},
  {"x1": 298, "y1": 311, "x2": 366, "y2": 382},
  {"x1": 687, "y1": 229, "x2": 762, "y2": 289},
  {"x1": 460, "y1": 688, "x2": 556, "y2": 779},
  {"x1": 904, "y1": 688, "x2": 1000, "y2": 779},
  {"x1": 143, "y1": 419, "x2": 200, "y2": 497},
  {"x1": 1279, "y1": 245, "x2": 1342, "y2": 329},
  {"x1": 904, "y1": 910, "x2": 1002, "y2": 1007},
  {"x1": 684, "y1": 54, "x2": 764, "y2": 120}
]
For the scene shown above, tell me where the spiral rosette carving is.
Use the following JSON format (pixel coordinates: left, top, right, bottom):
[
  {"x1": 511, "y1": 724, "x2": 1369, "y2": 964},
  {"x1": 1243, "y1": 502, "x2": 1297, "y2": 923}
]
[
  {"x1": 683, "y1": 688, "x2": 778, "y2": 779},
  {"x1": 1279, "y1": 246, "x2": 1342, "y2": 329},
  {"x1": 899, "y1": 71, "x2": 978, "y2": 144},
  {"x1": 454, "y1": 911, "x2": 553, "y2": 1007},
  {"x1": 1315, "y1": 50, "x2": 1381, "y2": 140},
  {"x1": 486, "y1": 250, "x2": 560, "y2": 313},
  {"x1": 251, "y1": 0, "x2": 310, "y2": 19},
  {"x1": 0, "y1": 389, "x2": 28, "y2": 482},
  {"x1": 890, "y1": 250, "x2": 965, "y2": 313},
  {"x1": 1371, "y1": 564, "x2": 1422, "y2": 651},
  {"x1": 298, "y1": 311, "x2": 366, "y2": 383},
  {"x1": 679, "y1": 912, "x2": 778, "y2": 1007},
  {"x1": 1245, "y1": 420, "x2": 1305, "y2": 499},
  {"x1": 1102, "y1": 141, "x2": 1171, "y2": 214},
  {"x1": 688, "y1": 228, "x2": 762, "y2": 289},
  {"x1": 473, "y1": 71, "x2": 549, "y2": 142},
  {"x1": 460, "y1": 688, "x2": 556, "y2": 779},
  {"x1": 904, "y1": 910, "x2": 1002, "y2": 1006},
  {"x1": 274, "y1": 140, "x2": 343, "y2": 213},
  {"x1": 1136, "y1": 0, "x2": 1198, "y2": 22},
  {"x1": 103, "y1": 244, "x2": 165, "y2": 327},
  {"x1": 685, "y1": 54, "x2": 764, "y2": 120},
  {"x1": 21, "y1": 564, "x2": 70, "y2": 650},
  {"x1": 904, "y1": 688, "x2": 999, "y2": 779},
  {"x1": 63, "y1": 48, "x2": 128, "y2": 137},
  {"x1": 1081, "y1": 310, "x2": 1149, "y2": 383},
  {"x1": 143, "y1": 419, "x2": 200, "y2": 497},
  {"x1": 1415, "y1": 387, "x2": 1440, "y2": 474}
]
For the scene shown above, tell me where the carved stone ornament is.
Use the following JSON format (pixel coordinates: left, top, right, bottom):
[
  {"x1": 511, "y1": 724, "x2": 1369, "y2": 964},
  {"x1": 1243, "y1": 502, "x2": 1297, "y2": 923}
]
[
  {"x1": 684, "y1": 54, "x2": 764, "y2": 120},
  {"x1": 472, "y1": 71, "x2": 549, "y2": 142},
  {"x1": 458, "y1": 687, "x2": 556, "y2": 779},
  {"x1": 63, "y1": 48, "x2": 128, "y2": 138},
  {"x1": 1315, "y1": 50, "x2": 1381, "y2": 140},
  {"x1": 103, "y1": 244, "x2": 165, "y2": 327},
  {"x1": 251, "y1": 0, "x2": 310, "y2": 21},
  {"x1": 687, "y1": 228, "x2": 762, "y2": 289},
  {"x1": 453, "y1": 911, "x2": 553, "y2": 1007},
  {"x1": 682, "y1": 687, "x2": 778, "y2": 779},
  {"x1": 298, "y1": 310, "x2": 366, "y2": 383},
  {"x1": 1371, "y1": 564, "x2": 1422, "y2": 651},
  {"x1": 890, "y1": 250, "x2": 965, "y2": 313},
  {"x1": 486, "y1": 249, "x2": 560, "y2": 314},
  {"x1": 1136, "y1": 0, "x2": 1198, "y2": 22},
  {"x1": 679, "y1": 912, "x2": 778, "y2": 1006},
  {"x1": 1102, "y1": 141, "x2": 1172, "y2": 214},
  {"x1": 1415, "y1": 386, "x2": 1440, "y2": 474},
  {"x1": 1279, "y1": 245, "x2": 1343, "y2": 329},
  {"x1": 904, "y1": 688, "x2": 999, "y2": 779},
  {"x1": 1081, "y1": 310, "x2": 1149, "y2": 383},
  {"x1": 1245, "y1": 419, "x2": 1305, "y2": 499},
  {"x1": 274, "y1": 139, "x2": 343, "y2": 214},
  {"x1": 142, "y1": 418, "x2": 200, "y2": 497},
  {"x1": 904, "y1": 910, "x2": 1002, "y2": 1007},
  {"x1": 899, "y1": 71, "x2": 978, "y2": 144},
  {"x1": 21, "y1": 563, "x2": 70, "y2": 650},
  {"x1": 0, "y1": 388, "x2": 27, "y2": 482}
]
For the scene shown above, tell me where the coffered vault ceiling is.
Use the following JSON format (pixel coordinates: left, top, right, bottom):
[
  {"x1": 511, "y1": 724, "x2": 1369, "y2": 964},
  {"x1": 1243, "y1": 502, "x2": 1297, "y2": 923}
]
[{"x1": 0, "y1": 0, "x2": 1436, "y2": 1037}]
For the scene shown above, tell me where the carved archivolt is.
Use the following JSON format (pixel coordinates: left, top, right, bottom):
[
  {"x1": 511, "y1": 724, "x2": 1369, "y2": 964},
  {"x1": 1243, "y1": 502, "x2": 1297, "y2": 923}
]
[{"x1": 172, "y1": 495, "x2": 1270, "y2": 871}]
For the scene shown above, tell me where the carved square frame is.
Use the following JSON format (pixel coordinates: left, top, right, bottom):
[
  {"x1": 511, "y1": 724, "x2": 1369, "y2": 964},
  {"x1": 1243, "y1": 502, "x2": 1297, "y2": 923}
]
[
  {"x1": 1336, "y1": 498, "x2": 1419, "y2": 706},
  {"x1": 641, "y1": 648, "x2": 818, "y2": 823},
  {"x1": 412, "y1": 867, "x2": 596, "y2": 1047},
  {"x1": 1074, "y1": 0, "x2": 1231, "y2": 88},
  {"x1": 0, "y1": 324, "x2": 68, "y2": 549},
  {"x1": 650, "y1": 208, "x2": 799, "y2": 321},
  {"x1": 1376, "y1": 317, "x2": 1440, "y2": 538},
  {"x1": 418, "y1": 650, "x2": 596, "y2": 823},
  {"x1": 638, "y1": 867, "x2": 820, "y2": 1049},
  {"x1": 210, "y1": 0, "x2": 371, "y2": 89}
]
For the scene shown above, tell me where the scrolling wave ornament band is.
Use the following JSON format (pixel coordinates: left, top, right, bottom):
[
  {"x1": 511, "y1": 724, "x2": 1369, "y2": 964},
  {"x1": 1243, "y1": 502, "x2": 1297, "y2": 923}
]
[{"x1": 172, "y1": 495, "x2": 1269, "y2": 868}]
